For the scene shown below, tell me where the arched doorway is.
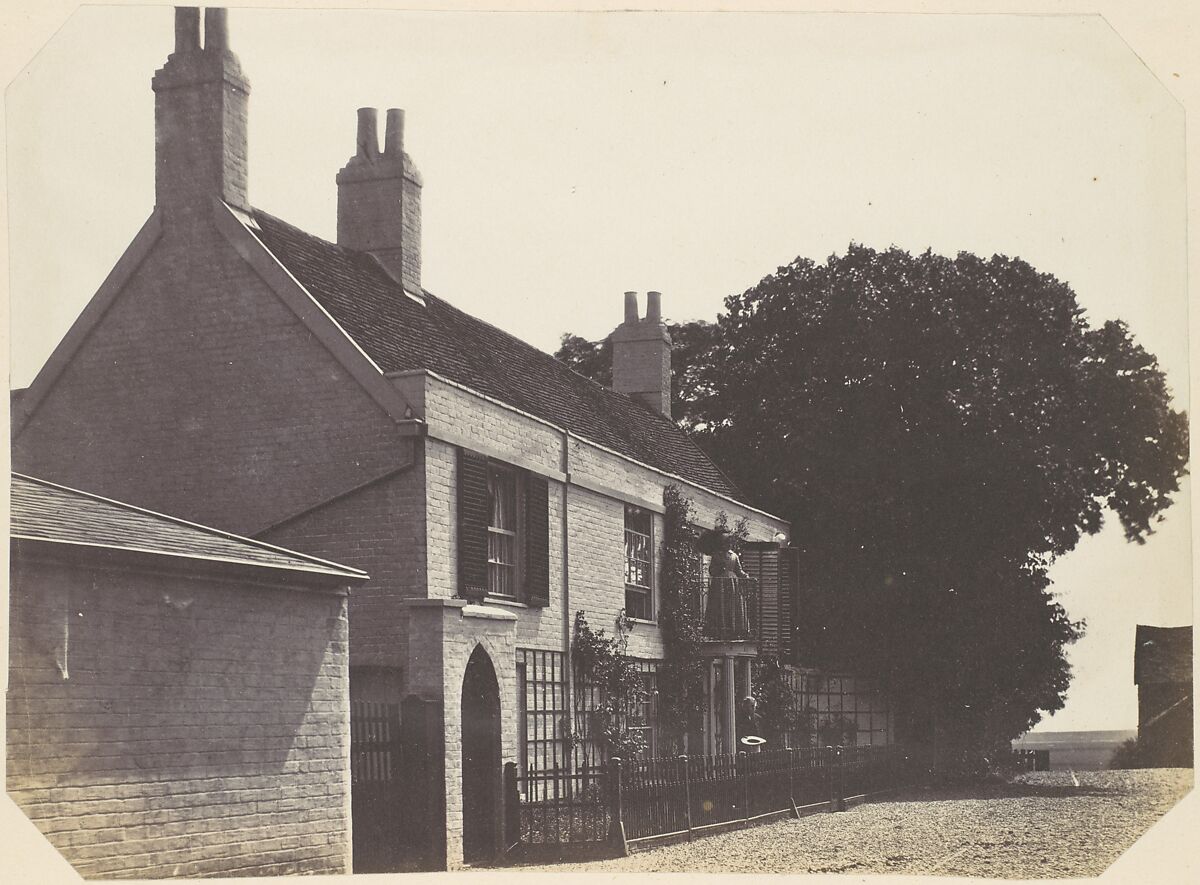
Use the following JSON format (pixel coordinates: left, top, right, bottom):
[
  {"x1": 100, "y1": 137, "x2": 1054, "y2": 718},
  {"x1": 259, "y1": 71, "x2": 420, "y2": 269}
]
[{"x1": 460, "y1": 645, "x2": 501, "y2": 864}]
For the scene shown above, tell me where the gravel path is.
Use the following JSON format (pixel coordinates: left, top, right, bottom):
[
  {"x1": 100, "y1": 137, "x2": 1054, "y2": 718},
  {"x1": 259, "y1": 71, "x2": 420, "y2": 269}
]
[{"x1": 514, "y1": 768, "x2": 1192, "y2": 877}]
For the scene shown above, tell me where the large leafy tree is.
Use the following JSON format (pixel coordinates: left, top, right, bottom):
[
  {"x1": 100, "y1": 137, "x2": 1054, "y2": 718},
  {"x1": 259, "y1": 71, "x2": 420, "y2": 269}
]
[{"x1": 556, "y1": 245, "x2": 1188, "y2": 755}]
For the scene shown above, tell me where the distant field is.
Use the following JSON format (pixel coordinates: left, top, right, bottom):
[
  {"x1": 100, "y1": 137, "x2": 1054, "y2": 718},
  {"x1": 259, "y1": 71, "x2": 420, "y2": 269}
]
[{"x1": 1014, "y1": 730, "x2": 1138, "y2": 771}]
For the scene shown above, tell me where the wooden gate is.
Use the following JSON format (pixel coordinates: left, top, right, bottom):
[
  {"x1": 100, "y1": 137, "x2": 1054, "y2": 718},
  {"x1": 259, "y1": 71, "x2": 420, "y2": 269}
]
[{"x1": 351, "y1": 701, "x2": 408, "y2": 872}]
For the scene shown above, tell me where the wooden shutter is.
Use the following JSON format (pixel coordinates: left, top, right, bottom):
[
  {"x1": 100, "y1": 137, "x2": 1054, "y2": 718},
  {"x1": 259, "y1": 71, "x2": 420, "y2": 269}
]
[
  {"x1": 457, "y1": 448, "x2": 490, "y2": 600},
  {"x1": 743, "y1": 543, "x2": 782, "y2": 658},
  {"x1": 524, "y1": 474, "x2": 551, "y2": 607},
  {"x1": 781, "y1": 546, "x2": 801, "y2": 665}
]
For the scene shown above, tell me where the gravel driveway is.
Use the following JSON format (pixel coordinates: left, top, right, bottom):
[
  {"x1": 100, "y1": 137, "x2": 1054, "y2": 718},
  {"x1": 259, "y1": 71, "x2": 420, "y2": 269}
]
[{"x1": 514, "y1": 768, "x2": 1192, "y2": 878}]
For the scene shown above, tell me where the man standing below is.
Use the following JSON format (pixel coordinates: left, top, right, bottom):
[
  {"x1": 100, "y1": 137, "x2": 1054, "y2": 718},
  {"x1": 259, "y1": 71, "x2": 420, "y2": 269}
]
[{"x1": 737, "y1": 695, "x2": 764, "y2": 750}]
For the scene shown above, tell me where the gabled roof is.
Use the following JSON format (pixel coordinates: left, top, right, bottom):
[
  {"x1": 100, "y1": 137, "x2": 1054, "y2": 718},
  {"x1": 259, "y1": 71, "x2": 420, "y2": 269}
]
[
  {"x1": 1134, "y1": 625, "x2": 1192, "y2": 685},
  {"x1": 11, "y1": 473, "x2": 368, "y2": 584},
  {"x1": 247, "y1": 208, "x2": 743, "y2": 501}
]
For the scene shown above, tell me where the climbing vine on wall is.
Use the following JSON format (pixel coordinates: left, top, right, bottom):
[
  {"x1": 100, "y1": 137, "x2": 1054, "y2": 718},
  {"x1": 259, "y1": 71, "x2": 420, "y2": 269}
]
[
  {"x1": 656, "y1": 485, "x2": 707, "y2": 751},
  {"x1": 571, "y1": 610, "x2": 647, "y2": 761}
]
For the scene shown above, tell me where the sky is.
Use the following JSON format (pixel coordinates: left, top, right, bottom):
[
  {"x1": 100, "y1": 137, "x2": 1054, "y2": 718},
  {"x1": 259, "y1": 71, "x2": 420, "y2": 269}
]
[{"x1": 5, "y1": 5, "x2": 1192, "y2": 733}]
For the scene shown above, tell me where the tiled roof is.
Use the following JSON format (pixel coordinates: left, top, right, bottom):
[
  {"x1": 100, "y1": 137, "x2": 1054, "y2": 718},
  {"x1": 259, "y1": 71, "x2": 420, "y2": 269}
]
[
  {"x1": 11, "y1": 473, "x2": 368, "y2": 582},
  {"x1": 1134, "y1": 625, "x2": 1192, "y2": 685},
  {"x1": 247, "y1": 209, "x2": 743, "y2": 501}
]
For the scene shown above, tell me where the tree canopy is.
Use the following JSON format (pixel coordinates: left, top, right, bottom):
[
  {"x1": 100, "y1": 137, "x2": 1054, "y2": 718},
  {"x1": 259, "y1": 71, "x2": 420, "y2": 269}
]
[{"x1": 556, "y1": 244, "x2": 1189, "y2": 754}]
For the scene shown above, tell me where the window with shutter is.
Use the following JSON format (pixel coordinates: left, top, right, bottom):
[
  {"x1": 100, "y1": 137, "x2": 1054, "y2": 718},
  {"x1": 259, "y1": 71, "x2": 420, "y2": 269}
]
[
  {"x1": 458, "y1": 447, "x2": 551, "y2": 607},
  {"x1": 486, "y1": 464, "x2": 520, "y2": 598},
  {"x1": 457, "y1": 449, "x2": 490, "y2": 601},
  {"x1": 524, "y1": 475, "x2": 550, "y2": 607}
]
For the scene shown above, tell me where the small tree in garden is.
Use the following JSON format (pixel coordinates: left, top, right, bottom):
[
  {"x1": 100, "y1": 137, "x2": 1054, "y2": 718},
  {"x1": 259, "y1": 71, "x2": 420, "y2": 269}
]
[{"x1": 571, "y1": 610, "x2": 646, "y2": 762}]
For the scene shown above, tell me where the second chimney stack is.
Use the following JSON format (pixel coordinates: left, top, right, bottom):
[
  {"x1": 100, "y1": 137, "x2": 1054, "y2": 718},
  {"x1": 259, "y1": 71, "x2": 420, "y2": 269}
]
[
  {"x1": 336, "y1": 106, "x2": 423, "y2": 293},
  {"x1": 612, "y1": 291, "x2": 672, "y2": 418}
]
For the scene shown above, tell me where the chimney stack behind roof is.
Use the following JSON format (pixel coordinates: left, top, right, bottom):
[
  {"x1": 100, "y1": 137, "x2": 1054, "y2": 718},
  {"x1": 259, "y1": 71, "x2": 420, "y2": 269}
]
[
  {"x1": 336, "y1": 106, "x2": 423, "y2": 294},
  {"x1": 612, "y1": 291, "x2": 672, "y2": 418}
]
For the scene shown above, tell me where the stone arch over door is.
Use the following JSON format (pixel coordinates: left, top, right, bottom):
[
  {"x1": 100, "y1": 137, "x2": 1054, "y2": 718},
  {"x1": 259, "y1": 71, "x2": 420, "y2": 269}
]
[{"x1": 460, "y1": 644, "x2": 502, "y2": 864}]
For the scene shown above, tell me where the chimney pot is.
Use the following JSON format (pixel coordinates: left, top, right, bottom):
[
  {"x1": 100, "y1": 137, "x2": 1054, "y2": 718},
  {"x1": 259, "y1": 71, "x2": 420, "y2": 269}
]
[
  {"x1": 204, "y1": 8, "x2": 229, "y2": 51},
  {"x1": 385, "y1": 108, "x2": 405, "y2": 156},
  {"x1": 623, "y1": 291, "x2": 639, "y2": 324},
  {"x1": 646, "y1": 291, "x2": 662, "y2": 322},
  {"x1": 356, "y1": 108, "x2": 380, "y2": 159},
  {"x1": 175, "y1": 7, "x2": 200, "y2": 54}
]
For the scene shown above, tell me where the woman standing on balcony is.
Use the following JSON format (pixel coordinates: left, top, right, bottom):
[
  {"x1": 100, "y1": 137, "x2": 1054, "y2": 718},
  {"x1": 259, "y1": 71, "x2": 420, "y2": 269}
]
[
  {"x1": 705, "y1": 528, "x2": 750, "y2": 580},
  {"x1": 702, "y1": 528, "x2": 752, "y2": 638}
]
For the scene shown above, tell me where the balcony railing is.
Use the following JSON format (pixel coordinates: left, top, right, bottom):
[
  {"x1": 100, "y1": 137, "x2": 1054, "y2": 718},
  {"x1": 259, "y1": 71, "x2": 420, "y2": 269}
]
[{"x1": 693, "y1": 575, "x2": 759, "y2": 642}]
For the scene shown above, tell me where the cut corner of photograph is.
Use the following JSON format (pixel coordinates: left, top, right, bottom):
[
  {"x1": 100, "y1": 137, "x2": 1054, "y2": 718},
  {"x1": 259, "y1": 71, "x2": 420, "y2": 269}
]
[{"x1": 2, "y1": 1, "x2": 1196, "y2": 883}]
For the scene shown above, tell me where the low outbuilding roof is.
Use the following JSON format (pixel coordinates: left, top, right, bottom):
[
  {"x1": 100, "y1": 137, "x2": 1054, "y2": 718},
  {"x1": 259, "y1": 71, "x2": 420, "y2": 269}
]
[{"x1": 11, "y1": 473, "x2": 368, "y2": 585}]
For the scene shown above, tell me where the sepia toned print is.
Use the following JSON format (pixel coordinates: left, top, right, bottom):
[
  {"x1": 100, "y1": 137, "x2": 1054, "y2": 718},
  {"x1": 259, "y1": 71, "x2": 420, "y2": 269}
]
[{"x1": 5, "y1": 4, "x2": 1193, "y2": 881}]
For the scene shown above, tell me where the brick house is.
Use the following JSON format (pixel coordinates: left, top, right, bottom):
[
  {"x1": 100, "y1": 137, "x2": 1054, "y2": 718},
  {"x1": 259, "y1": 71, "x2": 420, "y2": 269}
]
[
  {"x1": 1133, "y1": 625, "x2": 1193, "y2": 768},
  {"x1": 11, "y1": 7, "x2": 893, "y2": 870},
  {"x1": 7, "y1": 473, "x2": 364, "y2": 878}
]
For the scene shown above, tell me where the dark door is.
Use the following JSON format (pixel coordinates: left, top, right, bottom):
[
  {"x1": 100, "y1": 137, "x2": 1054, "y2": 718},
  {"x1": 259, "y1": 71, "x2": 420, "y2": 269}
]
[{"x1": 461, "y1": 646, "x2": 502, "y2": 864}]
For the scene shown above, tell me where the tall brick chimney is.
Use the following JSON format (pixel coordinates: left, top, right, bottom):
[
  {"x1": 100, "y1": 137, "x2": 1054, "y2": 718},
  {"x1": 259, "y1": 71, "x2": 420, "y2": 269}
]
[
  {"x1": 612, "y1": 291, "x2": 672, "y2": 417},
  {"x1": 152, "y1": 8, "x2": 250, "y2": 217},
  {"x1": 336, "y1": 107, "x2": 423, "y2": 293}
]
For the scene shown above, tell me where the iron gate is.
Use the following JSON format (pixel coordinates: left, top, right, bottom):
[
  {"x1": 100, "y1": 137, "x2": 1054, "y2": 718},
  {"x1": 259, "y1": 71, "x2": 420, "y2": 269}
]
[{"x1": 351, "y1": 701, "x2": 407, "y2": 872}]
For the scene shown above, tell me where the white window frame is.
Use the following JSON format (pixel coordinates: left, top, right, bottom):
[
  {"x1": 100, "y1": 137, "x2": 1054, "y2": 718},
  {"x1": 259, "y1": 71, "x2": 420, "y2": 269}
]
[
  {"x1": 487, "y1": 462, "x2": 523, "y2": 598},
  {"x1": 624, "y1": 506, "x2": 654, "y2": 621}
]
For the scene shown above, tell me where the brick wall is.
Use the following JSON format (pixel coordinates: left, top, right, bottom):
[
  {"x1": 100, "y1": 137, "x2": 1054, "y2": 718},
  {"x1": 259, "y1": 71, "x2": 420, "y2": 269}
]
[
  {"x1": 261, "y1": 465, "x2": 426, "y2": 670},
  {"x1": 421, "y1": 375, "x2": 564, "y2": 475},
  {"x1": 6, "y1": 557, "x2": 351, "y2": 879},
  {"x1": 439, "y1": 610, "x2": 519, "y2": 869},
  {"x1": 418, "y1": 377, "x2": 790, "y2": 662},
  {"x1": 152, "y1": 33, "x2": 250, "y2": 215},
  {"x1": 13, "y1": 215, "x2": 411, "y2": 538},
  {"x1": 567, "y1": 486, "x2": 665, "y2": 660}
]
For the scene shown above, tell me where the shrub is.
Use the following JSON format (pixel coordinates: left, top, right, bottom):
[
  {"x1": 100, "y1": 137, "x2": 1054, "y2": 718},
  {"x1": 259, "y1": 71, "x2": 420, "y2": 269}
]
[{"x1": 1108, "y1": 737, "x2": 1149, "y2": 770}]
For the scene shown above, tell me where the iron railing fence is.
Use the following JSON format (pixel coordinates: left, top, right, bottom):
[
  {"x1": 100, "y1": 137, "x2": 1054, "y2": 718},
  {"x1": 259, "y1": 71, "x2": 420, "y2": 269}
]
[
  {"x1": 505, "y1": 766, "x2": 611, "y2": 850},
  {"x1": 504, "y1": 744, "x2": 929, "y2": 860}
]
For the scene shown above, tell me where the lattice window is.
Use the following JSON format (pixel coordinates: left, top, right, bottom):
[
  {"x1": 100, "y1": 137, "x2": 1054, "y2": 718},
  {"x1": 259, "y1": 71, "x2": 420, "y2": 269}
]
[
  {"x1": 574, "y1": 659, "x2": 661, "y2": 767},
  {"x1": 627, "y1": 661, "x2": 659, "y2": 759},
  {"x1": 795, "y1": 671, "x2": 893, "y2": 747},
  {"x1": 516, "y1": 649, "x2": 570, "y2": 788}
]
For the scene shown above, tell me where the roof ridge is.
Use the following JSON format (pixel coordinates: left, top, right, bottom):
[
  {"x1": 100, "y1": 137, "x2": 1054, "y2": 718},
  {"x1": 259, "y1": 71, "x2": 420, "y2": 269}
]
[
  {"x1": 248, "y1": 205, "x2": 753, "y2": 506},
  {"x1": 250, "y1": 206, "x2": 685, "y2": 433},
  {"x1": 12, "y1": 472, "x2": 368, "y2": 578}
]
